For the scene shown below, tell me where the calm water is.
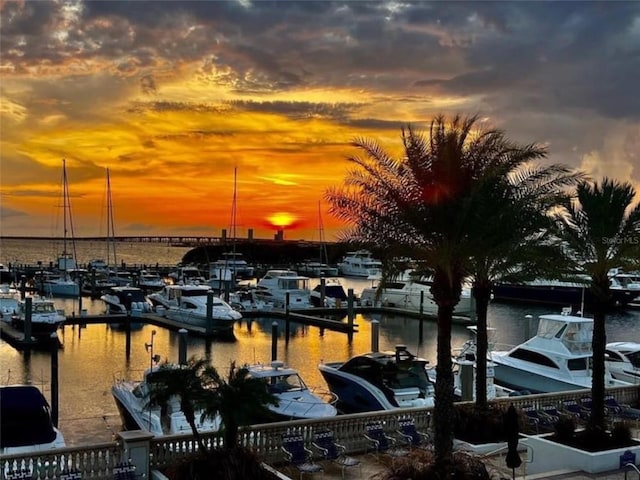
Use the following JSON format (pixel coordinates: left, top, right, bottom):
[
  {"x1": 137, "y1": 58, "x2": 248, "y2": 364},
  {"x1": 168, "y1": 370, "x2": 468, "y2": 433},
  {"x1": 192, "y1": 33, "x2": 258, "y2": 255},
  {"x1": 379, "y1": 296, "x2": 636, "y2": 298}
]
[{"x1": 1, "y1": 239, "x2": 639, "y2": 446}]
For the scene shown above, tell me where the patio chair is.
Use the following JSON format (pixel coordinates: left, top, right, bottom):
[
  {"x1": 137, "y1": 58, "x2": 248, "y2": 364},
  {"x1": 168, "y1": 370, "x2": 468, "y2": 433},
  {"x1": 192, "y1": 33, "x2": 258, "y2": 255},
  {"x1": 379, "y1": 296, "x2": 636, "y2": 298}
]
[
  {"x1": 4, "y1": 469, "x2": 33, "y2": 480},
  {"x1": 364, "y1": 421, "x2": 409, "y2": 462},
  {"x1": 312, "y1": 429, "x2": 361, "y2": 478},
  {"x1": 396, "y1": 416, "x2": 432, "y2": 450},
  {"x1": 539, "y1": 405, "x2": 561, "y2": 423},
  {"x1": 281, "y1": 433, "x2": 324, "y2": 480},
  {"x1": 521, "y1": 405, "x2": 554, "y2": 432},
  {"x1": 605, "y1": 395, "x2": 640, "y2": 420},
  {"x1": 113, "y1": 461, "x2": 140, "y2": 480},
  {"x1": 60, "y1": 469, "x2": 82, "y2": 480},
  {"x1": 561, "y1": 399, "x2": 590, "y2": 421}
]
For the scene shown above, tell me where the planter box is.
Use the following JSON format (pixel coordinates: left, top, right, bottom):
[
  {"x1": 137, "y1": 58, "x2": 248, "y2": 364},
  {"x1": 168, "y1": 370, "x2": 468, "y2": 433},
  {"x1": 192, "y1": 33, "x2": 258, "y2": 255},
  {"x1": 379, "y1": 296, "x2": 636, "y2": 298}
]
[{"x1": 522, "y1": 433, "x2": 640, "y2": 474}]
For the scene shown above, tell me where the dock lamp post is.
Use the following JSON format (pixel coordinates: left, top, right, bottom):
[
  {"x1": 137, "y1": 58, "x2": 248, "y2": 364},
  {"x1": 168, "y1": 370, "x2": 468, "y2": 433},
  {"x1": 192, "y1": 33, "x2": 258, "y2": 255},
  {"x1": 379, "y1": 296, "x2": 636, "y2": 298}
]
[{"x1": 145, "y1": 330, "x2": 161, "y2": 370}]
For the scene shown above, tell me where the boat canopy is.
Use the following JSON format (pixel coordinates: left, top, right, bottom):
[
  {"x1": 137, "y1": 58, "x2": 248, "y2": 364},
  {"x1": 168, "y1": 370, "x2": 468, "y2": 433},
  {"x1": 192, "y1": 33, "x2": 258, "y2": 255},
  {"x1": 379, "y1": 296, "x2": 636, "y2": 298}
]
[{"x1": 0, "y1": 385, "x2": 57, "y2": 448}]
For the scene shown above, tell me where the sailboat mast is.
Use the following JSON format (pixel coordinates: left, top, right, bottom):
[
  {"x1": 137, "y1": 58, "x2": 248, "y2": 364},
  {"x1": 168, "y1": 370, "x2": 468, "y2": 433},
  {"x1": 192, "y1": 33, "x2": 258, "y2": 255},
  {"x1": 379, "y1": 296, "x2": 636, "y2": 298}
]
[
  {"x1": 106, "y1": 168, "x2": 117, "y2": 266},
  {"x1": 61, "y1": 158, "x2": 77, "y2": 271}
]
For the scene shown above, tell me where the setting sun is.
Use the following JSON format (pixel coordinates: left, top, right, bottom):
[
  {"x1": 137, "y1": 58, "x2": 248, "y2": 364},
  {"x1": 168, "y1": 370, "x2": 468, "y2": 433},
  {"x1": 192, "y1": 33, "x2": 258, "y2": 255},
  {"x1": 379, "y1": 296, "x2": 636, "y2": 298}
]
[{"x1": 266, "y1": 212, "x2": 298, "y2": 229}]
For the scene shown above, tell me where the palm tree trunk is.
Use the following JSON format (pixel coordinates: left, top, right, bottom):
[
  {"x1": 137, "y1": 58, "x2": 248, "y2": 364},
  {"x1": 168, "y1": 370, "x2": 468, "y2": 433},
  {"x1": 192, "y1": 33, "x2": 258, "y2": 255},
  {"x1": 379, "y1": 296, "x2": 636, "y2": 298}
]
[
  {"x1": 183, "y1": 405, "x2": 208, "y2": 453},
  {"x1": 589, "y1": 280, "x2": 609, "y2": 432},
  {"x1": 431, "y1": 268, "x2": 462, "y2": 471},
  {"x1": 473, "y1": 281, "x2": 492, "y2": 410}
]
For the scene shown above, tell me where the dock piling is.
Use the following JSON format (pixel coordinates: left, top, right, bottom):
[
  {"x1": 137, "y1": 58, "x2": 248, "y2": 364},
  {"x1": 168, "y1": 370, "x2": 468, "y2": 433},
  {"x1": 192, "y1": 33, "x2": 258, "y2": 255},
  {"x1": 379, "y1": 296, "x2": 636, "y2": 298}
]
[
  {"x1": 371, "y1": 319, "x2": 379, "y2": 352},
  {"x1": 271, "y1": 321, "x2": 278, "y2": 361},
  {"x1": 50, "y1": 332, "x2": 59, "y2": 427},
  {"x1": 179, "y1": 328, "x2": 188, "y2": 364}
]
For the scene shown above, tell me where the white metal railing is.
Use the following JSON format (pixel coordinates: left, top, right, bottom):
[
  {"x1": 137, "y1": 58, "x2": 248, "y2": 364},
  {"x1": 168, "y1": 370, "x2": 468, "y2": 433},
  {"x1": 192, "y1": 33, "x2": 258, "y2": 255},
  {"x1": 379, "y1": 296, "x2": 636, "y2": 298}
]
[{"x1": 1, "y1": 384, "x2": 638, "y2": 479}]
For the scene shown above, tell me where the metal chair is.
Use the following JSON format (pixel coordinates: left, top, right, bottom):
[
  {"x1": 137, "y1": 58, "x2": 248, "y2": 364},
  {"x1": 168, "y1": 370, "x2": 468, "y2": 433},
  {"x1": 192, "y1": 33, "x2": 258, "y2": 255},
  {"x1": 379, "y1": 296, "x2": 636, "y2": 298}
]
[
  {"x1": 396, "y1": 416, "x2": 432, "y2": 450},
  {"x1": 281, "y1": 432, "x2": 324, "y2": 480},
  {"x1": 364, "y1": 421, "x2": 409, "y2": 462},
  {"x1": 60, "y1": 469, "x2": 82, "y2": 480},
  {"x1": 312, "y1": 429, "x2": 361, "y2": 478},
  {"x1": 4, "y1": 469, "x2": 33, "y2": 480},
  {"x1": 113, "y1": 461, "x2": 142, "y2": 480},
  {"x1": 561, "y1": 399, "x2": 590, "y2": 421}
]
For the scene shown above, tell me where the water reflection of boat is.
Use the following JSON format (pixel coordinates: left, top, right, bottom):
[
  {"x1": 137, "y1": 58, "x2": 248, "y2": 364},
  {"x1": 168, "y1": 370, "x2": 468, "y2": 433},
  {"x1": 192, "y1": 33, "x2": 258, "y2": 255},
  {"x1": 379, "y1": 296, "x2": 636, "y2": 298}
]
[
  {"x1": 318, "y1": 345, "x2": 435, "y2": 413},
  {"x1": 246, "y1": 360, "x2": 338, "y2": 421}
]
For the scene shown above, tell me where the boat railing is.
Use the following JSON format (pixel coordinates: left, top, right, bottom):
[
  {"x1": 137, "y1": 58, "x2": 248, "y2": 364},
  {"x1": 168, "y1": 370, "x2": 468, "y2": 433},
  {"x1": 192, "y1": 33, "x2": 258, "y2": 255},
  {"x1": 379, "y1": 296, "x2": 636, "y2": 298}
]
[{"x1": 2, "y1": 384, "x2": 638, "y2": 479}]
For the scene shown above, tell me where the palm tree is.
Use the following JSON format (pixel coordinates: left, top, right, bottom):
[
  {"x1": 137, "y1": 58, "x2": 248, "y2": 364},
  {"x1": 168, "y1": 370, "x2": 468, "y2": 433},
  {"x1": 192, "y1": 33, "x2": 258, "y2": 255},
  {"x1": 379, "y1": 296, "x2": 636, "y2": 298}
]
[
  {"x1": 467, "y1": 164, "x2": 583, "y2": 408},
  {"x1": 553, "y1": 178, "x2": 640, "y2": 432},
  {"x1": 202, "y1": 361, "x2": 279, "y2": 448},
  {"x1": 325, "y1": 114, "x2": 554, "y2": 472},
  {"x1": 145, "y1": 356, "x2": 214, "y2": 453}
]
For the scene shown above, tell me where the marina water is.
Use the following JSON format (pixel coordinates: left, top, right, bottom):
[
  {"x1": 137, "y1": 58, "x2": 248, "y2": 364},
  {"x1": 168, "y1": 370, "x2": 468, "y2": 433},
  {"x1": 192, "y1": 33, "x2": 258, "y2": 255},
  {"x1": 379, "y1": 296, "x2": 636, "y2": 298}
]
[{"x1": 1, "y1": 238, "x2": 639, "y2": 446}]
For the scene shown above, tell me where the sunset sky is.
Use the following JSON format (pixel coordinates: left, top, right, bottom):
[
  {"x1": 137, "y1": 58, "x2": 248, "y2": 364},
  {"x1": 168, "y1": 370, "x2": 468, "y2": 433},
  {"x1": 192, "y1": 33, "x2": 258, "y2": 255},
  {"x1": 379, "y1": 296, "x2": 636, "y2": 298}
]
[{"x1": 1, "y1": 1, "x2": 639, "y2": 241}]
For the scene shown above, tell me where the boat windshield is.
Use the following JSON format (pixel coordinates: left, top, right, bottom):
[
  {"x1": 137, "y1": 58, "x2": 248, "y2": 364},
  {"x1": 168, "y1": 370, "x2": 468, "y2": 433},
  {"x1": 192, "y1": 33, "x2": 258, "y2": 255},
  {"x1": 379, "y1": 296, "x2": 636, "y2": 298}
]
[
  {"x1": 267, "y1": 374, "x2": 304, "y2": 393},
  {"x1": 33, "y1": 302, "x2": 56, "y2": 313},
  {"x1": 278, "y1": 278, "x2": 309, "y2": 290},
  {"x1": 538, "y1": 318, "x2": 592, "y2": 354}
]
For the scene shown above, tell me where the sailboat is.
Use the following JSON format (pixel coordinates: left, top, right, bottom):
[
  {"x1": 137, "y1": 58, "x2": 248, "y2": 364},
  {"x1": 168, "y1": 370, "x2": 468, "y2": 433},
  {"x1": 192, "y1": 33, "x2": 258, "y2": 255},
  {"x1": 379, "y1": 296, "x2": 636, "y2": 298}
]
[
  {"x1": 209, "y1": 168, "x2": 254, "y2": 287},
  {"x1": 83, "y1": 168, "x2": 119, "y2": 296},
  {"x1": 41, "y1": 159, "x2": 80, "y2": 297},
  {"x1": 298, "y1": 202, "x2": 339, "y2": 277}
]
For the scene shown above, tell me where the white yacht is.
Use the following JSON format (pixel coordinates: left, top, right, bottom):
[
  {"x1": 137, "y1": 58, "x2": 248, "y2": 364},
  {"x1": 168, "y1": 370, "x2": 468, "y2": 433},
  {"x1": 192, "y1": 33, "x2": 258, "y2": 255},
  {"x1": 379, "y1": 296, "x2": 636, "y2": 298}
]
[
  {"x1": 112, "y1": 366, "x2": 221, "y2": 437},
  {"x1": 246, "y1": 360, "x2": 338, "y2": 421},
  {"x1": 360, "y1": 273, "x2": 475, "y2": 316},
  {"x1": 5, "y1": 297, "x2": 66, "y2": 338},
  {"x1": 149, "y1": 284, "x2": 241, "y2": 334},
  {"x1": 137, "y1": 270, "x2": 166, "y2": 291},
  {"x1": 605, "y1": 342, "x2": 640, "y2": 384},
  {"x1": 490, "y1": 309, "x2": 630, "y2": 393},
  {"x1": 100, "y1": 286, "x2": 153, "y2": 315},
  {"x1": 0, "y1": 385, "x2": 66, "y2": 455},
  {"x1": 337, "y1": 250, "x2": 382, "y2": 278},
  {"x1": 168, "y1": 265, "x2": 207, "y2": 285},
  {"x1": 253, "y1": 269, "x2": 312, "y2": 309},
  {"x1": 210, "y1": 252, "x2": 254, "y2": 280}
]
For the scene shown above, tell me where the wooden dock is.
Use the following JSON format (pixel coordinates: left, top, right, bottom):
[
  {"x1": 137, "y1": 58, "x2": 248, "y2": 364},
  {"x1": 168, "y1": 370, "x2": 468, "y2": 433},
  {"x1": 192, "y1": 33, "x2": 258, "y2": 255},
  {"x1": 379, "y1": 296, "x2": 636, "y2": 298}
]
[{"x1": 2, "y1": 304, "x2": 474, "y2": 346}]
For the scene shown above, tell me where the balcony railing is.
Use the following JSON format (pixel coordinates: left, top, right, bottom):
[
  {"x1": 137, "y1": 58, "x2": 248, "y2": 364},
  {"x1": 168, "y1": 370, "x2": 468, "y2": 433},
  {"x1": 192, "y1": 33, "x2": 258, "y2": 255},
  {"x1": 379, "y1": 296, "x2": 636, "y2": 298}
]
[{"x1": 1, "y1": 384, "x2": 638, "y2": 479}]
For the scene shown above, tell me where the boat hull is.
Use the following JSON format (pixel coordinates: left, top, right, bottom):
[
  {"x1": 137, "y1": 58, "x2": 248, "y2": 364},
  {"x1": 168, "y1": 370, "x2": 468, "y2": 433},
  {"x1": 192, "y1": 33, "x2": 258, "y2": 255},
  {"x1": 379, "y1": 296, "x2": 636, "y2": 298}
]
[
  {"x1": 491, "y1": 283, "x2": 633, "y2": 308},
  {"x1": 490, "y1": 357, "x2": 588, "y2": 394},
  {"x1": 318, "y1": 364, "x2": 396, "y2": 413}
]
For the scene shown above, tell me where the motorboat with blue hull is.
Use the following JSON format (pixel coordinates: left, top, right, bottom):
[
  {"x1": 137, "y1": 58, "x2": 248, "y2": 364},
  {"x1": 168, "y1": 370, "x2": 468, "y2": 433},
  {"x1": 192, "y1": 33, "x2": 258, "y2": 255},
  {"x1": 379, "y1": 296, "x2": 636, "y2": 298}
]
[
  {"x1": 246, "y1": 360, "x2": 338, "y2": 421},
  {"x1": 318, "y1": 345, "x2": 435, "y2": 414},
  {"x1": 1, "y1": 385, "x2": 66, "y2": 455},
  {"x1": 490, "y1": 310, "x2": 630, "y2": 393}
]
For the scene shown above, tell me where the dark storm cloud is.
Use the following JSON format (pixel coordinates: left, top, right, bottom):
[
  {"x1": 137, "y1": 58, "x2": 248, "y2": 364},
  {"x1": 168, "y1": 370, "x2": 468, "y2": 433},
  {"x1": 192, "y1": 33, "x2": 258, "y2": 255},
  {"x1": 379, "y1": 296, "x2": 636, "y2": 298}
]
[{"x1": 2, "y1": 0, "x2": 639, "y2": 167}]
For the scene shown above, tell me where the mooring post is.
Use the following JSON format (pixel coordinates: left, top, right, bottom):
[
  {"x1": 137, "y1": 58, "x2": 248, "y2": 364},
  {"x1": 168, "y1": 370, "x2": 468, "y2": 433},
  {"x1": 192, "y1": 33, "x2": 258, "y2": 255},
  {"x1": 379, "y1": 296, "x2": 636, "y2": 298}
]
[
  {"x1": 271, "y1": 321, "x2": 278, "y2": 361},
  {"x1": 91, "y1": 268, "x2": 97, "y2": 298},
  {"x1": 50, "y1": 331, "x2": 59, "y2": 427},
  {"x1": 419, "y1": 291, "x2": 424, "y2": 343},
  {"x1": 371, "y1": 319, "x2": 380, "y2": 352},
  {"x1": 347, "y1": 288, "x2": 354, "y2": 342},
  {"x1": 178, "y1": 328, "x2": 188, "y2": 364},
  {"x1": 77, "y1": 282, "x2": 83, "y2": 315},
  {"x1": 320, "y1": 277, "x2": 326, "y2": 307},
  {"x1": 285, "y1": 292, "x2": 290, "y2": 342},
  {"x1": 20, "y1": 275, "x2": 26, "y2": 300},
  {"x1": 125, "y1": 313, "x2": 131, "y2": 361},
  {"x1": 206, "y1": 291, "x2": 215, "y2": 336},
  {"x1": 24, "y1": 296, "x2": 33, "y2": 342}
]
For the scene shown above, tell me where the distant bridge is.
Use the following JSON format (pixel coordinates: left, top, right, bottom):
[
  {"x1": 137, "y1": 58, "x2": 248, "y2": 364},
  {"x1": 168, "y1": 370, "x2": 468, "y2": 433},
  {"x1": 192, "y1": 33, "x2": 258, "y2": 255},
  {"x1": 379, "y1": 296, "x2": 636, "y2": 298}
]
[{"x1": 0, "y1": 235, "x2": 335, "y2": 248}]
